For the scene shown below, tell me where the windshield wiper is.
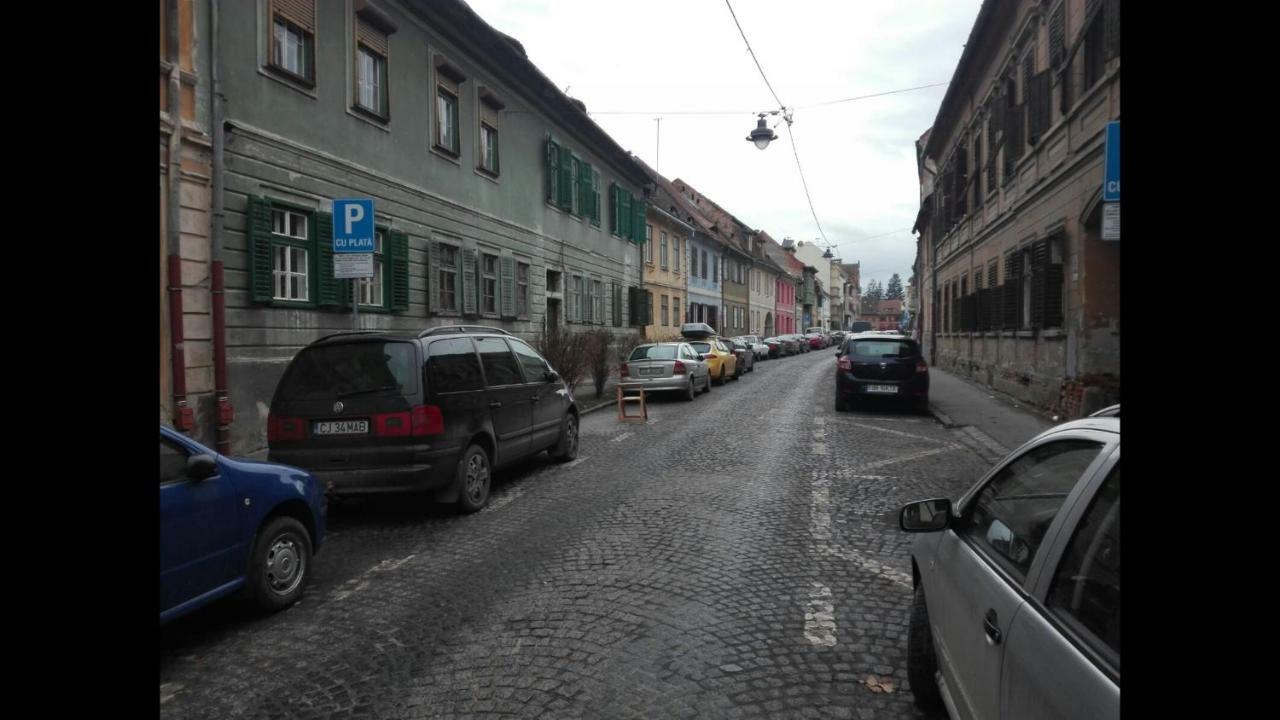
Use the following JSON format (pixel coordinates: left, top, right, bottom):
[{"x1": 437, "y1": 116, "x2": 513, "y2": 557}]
[{"x1": 336, "y1": 384, "x2": 400, "y2": 398}]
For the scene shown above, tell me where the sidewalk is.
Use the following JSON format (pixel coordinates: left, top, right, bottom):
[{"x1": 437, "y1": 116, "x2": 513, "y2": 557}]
[{"x1": 927, "y1": 367, "x2": 1054, "y2": 460}]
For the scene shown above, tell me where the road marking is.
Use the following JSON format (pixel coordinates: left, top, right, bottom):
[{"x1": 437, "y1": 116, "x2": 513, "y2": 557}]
[
  {"x1": 610, "y1": 432, "x2": 633, "y2": 443},
  {"x1": 844, "y1": 421, "x2": 943, "y2": 443},
  {"x1": 803, "y1": 582, "x2": 837, "y2": 647},
  {"x1": 811, "y1": 470, "x2": 913, "y2": 590},
  {"x1": 562, "y1": 456, "x2": 590, "y2": 470},
  {"x1": 330, "y1": 553, "x2": 417, "y2": 601},
  {"x1": 855, "y1": 444, "x2": 963, "y2": 472},
  {"x1": 811, "y1": 442, "x2": 829, "y2": 455}
]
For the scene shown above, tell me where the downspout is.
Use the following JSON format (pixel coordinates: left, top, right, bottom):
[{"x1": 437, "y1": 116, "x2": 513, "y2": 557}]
[
  {"x1": 166, "y1": 0, "x2": 193, "y2": 433},
  {"x1": 210, "y1": 0, "x2": 233, "y2": 454},
  {"x1": 924, "y1": 165, "x2": 939, "y2": 366}
]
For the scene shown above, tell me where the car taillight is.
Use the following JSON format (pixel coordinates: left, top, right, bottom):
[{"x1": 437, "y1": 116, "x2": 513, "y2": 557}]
[
  {"x1": 916, "y1": 360, "x2": 929, "y2": 374},
  {"x1": 372, "y1": 405, "x2": 444, "y2": 437},
  {"x1": 620, "y1": 362, "x2": 630, "y2": 377},
  {"x1": 267, "y1": 413, "x2": 305, "y2": 442},
  {"x1": 838, "y1": 357, "x2": 852, "y2": 371},
  {"x1": 673, "y1": 361, "x2": 687, "y2": 375}
]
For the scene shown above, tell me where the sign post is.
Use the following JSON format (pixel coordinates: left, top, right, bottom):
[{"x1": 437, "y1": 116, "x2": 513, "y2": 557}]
[
  {"x1": 332, "y1": 198, "x2": 376, "y2": 329},
  {"x1": 1102, "y1": 121, "x2": 1119, "y2": 241}
]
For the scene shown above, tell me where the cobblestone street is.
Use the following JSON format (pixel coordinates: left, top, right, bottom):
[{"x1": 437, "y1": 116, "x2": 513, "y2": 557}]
[{"x1": 159, "y1": 349, "x2": 996, "y2": 719}]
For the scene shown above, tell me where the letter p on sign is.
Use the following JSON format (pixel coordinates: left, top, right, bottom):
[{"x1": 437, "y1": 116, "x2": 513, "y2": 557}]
[{"x1": 344, "y1": 203, "x2": 365, "y2": 234}]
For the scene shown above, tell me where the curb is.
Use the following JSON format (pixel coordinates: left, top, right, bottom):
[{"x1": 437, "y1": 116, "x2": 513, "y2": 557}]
[{"x1": 927, "y1": 403, "x2": 956, "y2": 428}]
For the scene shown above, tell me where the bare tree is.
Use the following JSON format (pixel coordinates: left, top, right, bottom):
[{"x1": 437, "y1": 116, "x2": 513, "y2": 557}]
[
  {"x1": 534, "y1": 326, "x2": 590, "y2": 395},
  {"x1": 582, "y1": 329, "x2": 615, "y2": 399}
]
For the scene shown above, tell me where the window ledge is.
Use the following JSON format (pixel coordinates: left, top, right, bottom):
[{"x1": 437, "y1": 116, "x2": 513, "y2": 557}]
[
  {"x1": 431, "y1": 145, "x2": 462, "y2": 165},
  {"x1": 475, "y1": 168, "x2": 500, "y2": 185},
  {"x1": 1040, "y1": 328, "x2": 1065, "y2": 339},
  {"x1": 346, "y1": 107, "x2": 391, "y2": 133},
  {"x1": 1015, "y1": 330, "x2": 1035, "y2": 338},
  {"x1": 258, "y1": 66, "x2": 318, "y2": 100}
]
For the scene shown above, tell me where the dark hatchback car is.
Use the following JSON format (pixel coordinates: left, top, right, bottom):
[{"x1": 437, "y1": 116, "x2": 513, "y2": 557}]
[
  {"x1": 267, "y1": 326, "x2": 578, "y2": 513},
  {"x1": 834, "y1": 333, "x2": 929, "y2": 413}
]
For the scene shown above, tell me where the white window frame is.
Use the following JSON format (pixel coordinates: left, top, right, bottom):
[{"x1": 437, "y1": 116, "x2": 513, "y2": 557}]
[
  {"x1": 356, "y1": 45, "x2": 386, "y2": 117},
  {"x1": 438, "y1": 243, "x2": 459, "y2": 312},
  {"x1": 357, "y1": 229, "x2": 385, "y2": 307},
  {"x1": 271, "y1": 208, "x2": 309, "y2": 302},
  {"x1": 481, "y1": 252, "x2": 500, "y2": 316},
  {"x1": 516, "y1": 261, "x2": 529, "y2": 317},
  {"x1": 660, "y1": 231, "x2": 668, "y2": 269}
]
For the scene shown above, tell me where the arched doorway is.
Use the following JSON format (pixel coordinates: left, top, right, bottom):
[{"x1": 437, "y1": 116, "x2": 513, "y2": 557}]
[{"x1": 764, "y1": 312, "x2": 774, "y2": 337}]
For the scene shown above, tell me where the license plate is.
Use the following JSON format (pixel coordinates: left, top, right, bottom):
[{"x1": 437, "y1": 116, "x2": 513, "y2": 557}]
[
  {"x1": 313, "y1": 420, "x2": 369, "y2": 435},
  {"x1": 639, "y1": 367, "x2": 663, "y2": 376},
  {"x1": 865, "y1": 385, "x2": 899, "y2": 394}
]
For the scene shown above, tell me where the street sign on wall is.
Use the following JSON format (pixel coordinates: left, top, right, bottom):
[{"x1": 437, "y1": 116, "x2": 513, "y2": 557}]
[
  {"x1": 1102, "y1": 203, "x2": 1120, "y2": 241},
  {"x1": 334, "y1": 253, "x2": 374, "y2": 278},
  {"x1": 1103, "y1": 122, "x2": 1120, "y2": 202},
  {"x1": 332, "y1": 198, "x2": 375, "y2": 253}
]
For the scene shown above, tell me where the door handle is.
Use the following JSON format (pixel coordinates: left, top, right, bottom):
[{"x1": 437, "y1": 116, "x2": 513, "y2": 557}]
[
  {"x1": 983, "y1": 609, "x2": 1002, "y2": 646},
  {"x1": 489, "y1": 401, "x2": 503, "y2": 408},
  {"x1": 531, "y1": 395, "x2": 541, "y2": 402}
]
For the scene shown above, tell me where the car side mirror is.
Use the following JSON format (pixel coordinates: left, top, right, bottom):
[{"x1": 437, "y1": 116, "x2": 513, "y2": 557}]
[
  {"x1": 544, "y1": 370, "x2": 560, "y2": 383},
  {"x1": 834, "y1": 351, "x2": 841, "y2": 358},
  {"x1": 187, "y1": 454, "x2": 218, "y2": 481},
  {"x1": 900, "y1": 498, "x2": 952, "y2": 532}
]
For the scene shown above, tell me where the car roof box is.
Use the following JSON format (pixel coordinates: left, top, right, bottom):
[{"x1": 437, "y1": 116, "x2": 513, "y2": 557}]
[{"x1": 680, "y1": 322, "x2": 717, "y2": 338}]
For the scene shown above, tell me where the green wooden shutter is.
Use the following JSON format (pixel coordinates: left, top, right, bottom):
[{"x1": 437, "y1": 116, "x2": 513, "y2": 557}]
[
  {"x1": 546, "y1": 139, "x2": 560, "y2": 204},
  {"x1": 1044, "y1": 263, "x2": 1065, "y2": 328},
  {"x1": 584, "y1": 277, "x2": 594, "y2": 323},
  {"x1": 591, "y1": 169, "x2": 602, "y2": 226},
  {"x1": 619, "y1": 192, "x2": 632, "y2": 239},
  {"x1": 631, "y1": 197, "x2": 646, "y2": 243},
  {"x1": 1029, "y1": 239, "x2": 1049, "y2": 329},
  {"x1": 558, "y1": 146, "x2": 573, "y2": 210},
  {"x1": 500, "y1": 255, "x2": 516, "y2": 318},
  {"x1": 427, "y1": 240, "x2": 441, "y2": 313},
  {"x1": 462, "y1": 248, "x2": 477, "y2": 316},
  {"x1": 576, "y1": 160, "x2": 591, "y2": 217},
  {"x1": 389, "y1": 229, "x2": 409, "y2": 312},
  {"x1": 316, "y1": 212, "x2": 345, "y2": 307},
  {"x1": 612, "y1": 282, "x2": 621, "y2": 327},
  {"x1": 247, "y1": 197, "x2": 275, "y2": 303}
]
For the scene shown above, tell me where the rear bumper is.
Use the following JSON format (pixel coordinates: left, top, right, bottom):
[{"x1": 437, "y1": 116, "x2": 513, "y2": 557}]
[
  {"x1": 621, "y1": 375, "x2": 692, "y2": 393},
  {"x1": 836, "y1": 372, "x2": 929, "y2": 399},
  {"x1": 270, "y1": 446, "x2": 463, "y2": 496}
]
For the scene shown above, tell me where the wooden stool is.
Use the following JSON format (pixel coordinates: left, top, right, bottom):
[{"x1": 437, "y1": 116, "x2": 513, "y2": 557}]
[{"x1": 617, "y1": 383, "x2": 648, "y2": 422}]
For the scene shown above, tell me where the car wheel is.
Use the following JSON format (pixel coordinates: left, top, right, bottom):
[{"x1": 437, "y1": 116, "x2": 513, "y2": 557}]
[
  {"x1": 454, "y1": 444, "x2": 492, "y2": 513},
  {"x1": 715, "y1": 367, "x2": 725, "y2": 386},
  {"x1": 835, "y1": 394, "x2": 849, "y2": 412},
  {"x1": 685, "y1": 377, "x2": 696, "y2": 401},
  {"x1": 246, "y1": 516, "x2": 312, "y2": 612},
  {"x1": 702, "y1": 373, "x2": 712, "y2": 393},
  {"x1": 914, "y1": 396, "x2": 931, "y2": 416},
  {"x1": 549, "y1": 413, "x2": 579, "y2": 462},
  {"x1": 907, "y1": 585, "x2": 946, "y2": 714}
]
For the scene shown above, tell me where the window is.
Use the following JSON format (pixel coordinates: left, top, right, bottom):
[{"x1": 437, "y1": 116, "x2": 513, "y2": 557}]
[
  {"x1": 593, "y1": 279, "x2": 604, "y2": 324},
  {"x1": 711, "y1": 254, "x2": 717, "y2": 282},
  {"x1": 1083, "y1": 4, "x2": 1106, "y2": 90},
  {"x1": 673, "y1": 237, "x2": 681, "y2": 273},
  {"x1": 661, "y1": 295, "x2": 669, "y2": 326},
  {"x1": 160, "y1": 438, "x2": 188, "y2": 484},
  {"x1": 508, "y1": 339, "x2": 551, "y2": 383},
  {"x1": 516, "y1": 262, "x2": 529, "y2": 317},
  {"x1": 961, "y1": 439, "x2": 1105, "y2": 582},
  {"x1": 438, "y1": 243, "x2": 459, "y2": 311},
  {"x1": 478, "y1": 91, "x2": 503, "y2": 176},
  {"x1": 272, "y1": 208, "x2": 310, "y2": 301},
  {"x1": 673, "y1": 297, "x2": 680, "y2": 327},
  {"x1": 474, "y1": 336, "x2": 523, "y2": 387},
  {"x1": 357, "y1": 230, "x2": 385, "y2": 307},
  {"x1": 660, "y1": 231, "x2": 668, "y2": 269},
  {"x1": 1022, "y1": 247, "x2": 1033, "y2": 329},
  {"x1": 355, "y1": 45, "x2": 387, "y2": 118},
  {"x1": 269, "y1": 1, "x2": 315, "y2": 85},
  {"x1": 645, "y1": 225, "x2": 654, "y2": 264},
  {"x1": 590, "y1": 169, "x2": 601, "y2": 227},
  {"x1": 571, "y1": 275, "x2": 583, "y2": 322},
  {"x1": 1047, "y1": 463, "x2": 1120, "y2": 662},
  {"x1": 426, "y1": 338, "x2": 484, "y2": 392},
  {"x1": 691, "y1": 246, "x2": 699, "y2": 277},
  {"x1": 435, "y1": 61, "x2": 465, "y2": 156},
  {"x1": 647, "y1": 292, "x2": 654, "y2": 326},
  {"x1": 481, "y1": 253, "x2": 499, "y2": 315}
]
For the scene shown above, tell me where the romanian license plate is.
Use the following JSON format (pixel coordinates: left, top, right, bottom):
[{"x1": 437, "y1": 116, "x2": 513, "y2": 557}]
[
  {"x1": 313, "y1": 420, "x2": 369, "y2": 435},
  {"x1": 865, "y1": 385, "x2": 899, "y2": 394},
  {"x1": 639, "y1": 366, "x2": 663, "y2": 376}
]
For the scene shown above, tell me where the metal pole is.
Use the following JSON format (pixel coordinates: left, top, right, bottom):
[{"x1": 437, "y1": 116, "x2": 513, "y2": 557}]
[{"x1": 352, "y1": 278, "x2": 359, "y2": 329}]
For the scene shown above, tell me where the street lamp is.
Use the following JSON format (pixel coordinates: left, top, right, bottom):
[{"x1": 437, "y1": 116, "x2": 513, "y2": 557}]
[{"x1": 746, "y1": 113, "x2": 778, "y2": 150}]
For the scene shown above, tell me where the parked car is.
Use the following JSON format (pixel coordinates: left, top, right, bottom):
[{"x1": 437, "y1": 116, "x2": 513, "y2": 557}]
[
  {"x1": 725, "y1": 337, "x2": 755, "y2": 376},
  {"x1": 899, "y1": 413, "x2": 1120, "y2": 720},
  {"x1": 791, "y1": 334, "x2": 810, "y2": 353},
  {"x1": 735, "y1": 335, "x2": 770, "y2": 361},
  {"x1": 831, "y1": 330, "x2": 846, "y2": 346},
  {"x1": 687, "y1": 337, "x2": 737, "y2": 385},
  {"x1": 161, "y1": 425, "x2": 325, "y2": 624},
  {"x1": 762, "y1": 337, "x2": 785, "y2": 358},
  {"x1": 620, "y1": 342, "x2": 711, "y2": 400},
  {"x1": 849, "y1": 321, "x2": 873, "y2": 334},
  {"x1": 834, "y1": 333, "x2": 929, "y2": 413},
  {"x1": 806, "y1": 331, "x2": 827, "y2": 349},
  {"x1": 267, "y1": 326, "x2": 579, "y2": 514}
]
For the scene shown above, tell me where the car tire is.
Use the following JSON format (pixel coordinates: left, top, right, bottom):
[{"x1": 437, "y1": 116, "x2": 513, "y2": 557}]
[
  {"x1": 684, "y1": 377, "x2": 696, "y2": 401},
  {"x1": 835, "y1": 394, "x2": 849, "y2": 412},
  {"x1": 454, "y1": 444, "x2": 492, "y2": 513},
  {"x1": 702, "y1": 374, "x2": 712, "y2": 393},
  {"x1": 549, "y1": 413, "x2": 579, "y2": 462},
  {"x1": 907, "y1": 585, "x2": 946, "y2": 714},
  {"x1": 914, "y1": 396, "x2": 931, "y2": 416},
  {"x1": 246, "y1": 516, "x2": 312, "y2": 612},
  {"x1": 715, "y1": 367, "x2": 725, "y2": 386}
]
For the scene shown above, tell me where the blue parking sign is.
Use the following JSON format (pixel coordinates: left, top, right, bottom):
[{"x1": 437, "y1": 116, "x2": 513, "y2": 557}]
[
  {"x1": 1103, "y1": 122, "x2": 1120, "y2": 202},
  {"x1": 332, "y1": 198, "x2": 375, "y2": 253}
]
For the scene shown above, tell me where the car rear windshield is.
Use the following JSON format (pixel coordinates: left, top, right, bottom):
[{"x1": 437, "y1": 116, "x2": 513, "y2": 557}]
[
  {"x1": 847, "y1": 340, "x2": 917, "y2": 358},
  {"x1": 630, "y1": 345, "x2": 678, "y2": 360},
  {"x1": 276, "y1": 341, "x2": 417, "y2": 400},
  {"x1": 689, "y1": 342, "x2": 713, "y2": 353}
]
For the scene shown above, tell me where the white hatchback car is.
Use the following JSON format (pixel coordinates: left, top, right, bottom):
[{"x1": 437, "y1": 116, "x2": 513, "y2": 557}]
[{"x1": 899, "y1": 414, "x2": 1119, "y2": 720}]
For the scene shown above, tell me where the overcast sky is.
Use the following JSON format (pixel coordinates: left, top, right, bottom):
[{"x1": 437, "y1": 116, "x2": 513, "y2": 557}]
[{"x1": 464, "y1": 0, "x2": 982, "y2": 291}]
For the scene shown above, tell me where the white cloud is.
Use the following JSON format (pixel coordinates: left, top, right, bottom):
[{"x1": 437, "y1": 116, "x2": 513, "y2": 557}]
[{"x1": 464, "y1": 0, "x2": 982, "y2": 289}]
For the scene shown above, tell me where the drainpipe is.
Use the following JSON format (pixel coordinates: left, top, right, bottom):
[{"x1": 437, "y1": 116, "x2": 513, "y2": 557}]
[
  {"x1": 210, "y1": 0, "x2": 233, "y2": 454},
  {"x1": 923, "y1": 164, "x2": 939, "y2": 367},
  {"x1": 166, "y1": 0, "x2": 193, "y2": 433}
]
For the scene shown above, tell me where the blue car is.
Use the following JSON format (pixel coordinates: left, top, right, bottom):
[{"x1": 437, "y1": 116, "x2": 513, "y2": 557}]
[{"x1": 160, "y1": 426, "x2": 325, "y2": 624}]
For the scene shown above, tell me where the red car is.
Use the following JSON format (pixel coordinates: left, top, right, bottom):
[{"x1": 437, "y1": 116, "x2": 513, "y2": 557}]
[{"x1": 806, "y1": 332, "x2": 826, "y2": 349}]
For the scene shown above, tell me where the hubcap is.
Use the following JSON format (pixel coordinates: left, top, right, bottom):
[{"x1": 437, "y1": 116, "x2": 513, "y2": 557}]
[
  {"x1": 466, "y1": 453, "x2": 489, "y2": 502},
  {"x1": 265, "y1": 534, "x2": 304, "y2": 596},
  {"x1": 566, "y1": 417, "x2": 578, "y2": 454}
]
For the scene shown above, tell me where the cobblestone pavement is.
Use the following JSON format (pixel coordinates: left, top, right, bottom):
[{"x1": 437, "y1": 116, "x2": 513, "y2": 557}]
[{"x1": 159, "y1": 348, "x2": 996, "y2": 719}]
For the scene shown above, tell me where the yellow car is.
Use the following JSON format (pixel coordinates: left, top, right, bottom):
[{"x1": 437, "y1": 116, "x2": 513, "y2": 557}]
[{"x1": 688, "y1": 338, "x2": 738, "y2": 386}]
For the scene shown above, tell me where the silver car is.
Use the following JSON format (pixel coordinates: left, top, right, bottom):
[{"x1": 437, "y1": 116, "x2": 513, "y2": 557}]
[
  {"x1": 735, "y1": 335, "x2": 771, "y2": 360},
  {"x1": 620, "y1": 342, "x2": 711, "y2": 401},
  {"x1": 899, "y1": 414, "x2": 1120, "y2": 720}
]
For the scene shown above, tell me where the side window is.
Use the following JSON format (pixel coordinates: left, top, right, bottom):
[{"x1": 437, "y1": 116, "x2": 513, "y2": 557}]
[
  {"x1": 160, "y1": 438, "x2": 189, "y2": 484},
  {"x1": 507, "y1": 338, "x2": 551, "y2": 382},
  {"x1": 474, "y1": 336, "x2": 524, "y2": 387},
  {"x1": 961, "y1": 439, "x2": 1105, "y2": 583},
  {"x1": 426, "y1": 338, "x2": 484, "y2": 393},
  {"x1": 1046, "y1": 462, "x2": 1120, "y2": 663}
]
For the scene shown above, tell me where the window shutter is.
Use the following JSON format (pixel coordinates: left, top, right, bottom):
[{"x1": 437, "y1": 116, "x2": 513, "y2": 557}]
[
  {"x1": 610, "y1": 183, "x2": 620, "y2": 234},
  {"x1": 1029, "y1": 239, "x2": 1049, "y2": 329},
  {"x1": 1028, "y1": 71, "x2": 1051, "y2": 141},
  {"x1": 500, "y1": 255, "x2": 516, "y2": 318},
  {"x1": 591, "y1": 169, "x2": 602, "y2": 226},
  {"x1": 619, "y1": 192, "x2": 632, "y2": 239},
  {"x1": 356, "y1": 15, "x2": 388, "y2": 56},
  {"x1": 316, "y1": 212, "x2": 345, "y2": 307},
  {"x1": 427, "y1": 240, "x2": 441, "y2": 313},
  {"x1": 1049, "y1": 3, "x2": 1066, "y2": 68},
  {"x1": 247, "y1": 197, "x2": 275, "y2": 303},
  {"x1": 389, "y1": 229, "x2": 409, "y2": 312},
  {"x1": 545, "y1": 139, "x2": 559, "y2": 204},
  {"x1": 584, "y1": 278, "x2": 594, "y2": 324},
  {"x1": 462, "y1": 248, "x2": 477, "y2": 315},
  {"x1": 558, "y1": 146, "x2": 573, "y2": 210},
  {"x1": 612, "y1": 282, "x2": 622, "y2": 327},
  {"x1": 1104, "y1": 0, "x2": 1120, "y2": 60},
  {"x1": 577, "y1": 160, "x2": 593, "y2": 218},
  {"x1": 955, "y1": 146, "x2": 968, "y2": 216},
  {"x1": 1002, "y1": 250, "x2": 1020, "y2": 329},
  {"x1": 1044, "y1": 262, "x2": 1065, "y2": 328},
  {"x1": 632, "y1": 198, "x2": 646, "y2": 243}
]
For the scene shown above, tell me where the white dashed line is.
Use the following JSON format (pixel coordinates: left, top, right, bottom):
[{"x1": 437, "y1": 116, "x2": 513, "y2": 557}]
[
  {"x1": 856, "y1": 444, "x2": 964, "y2": 472},
  {"x1": 610, "y1": 432, "x2": 634, "y2": 443},
  {"x1": 803, "y1": 582, "x2": 837, "y2": 647}
]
